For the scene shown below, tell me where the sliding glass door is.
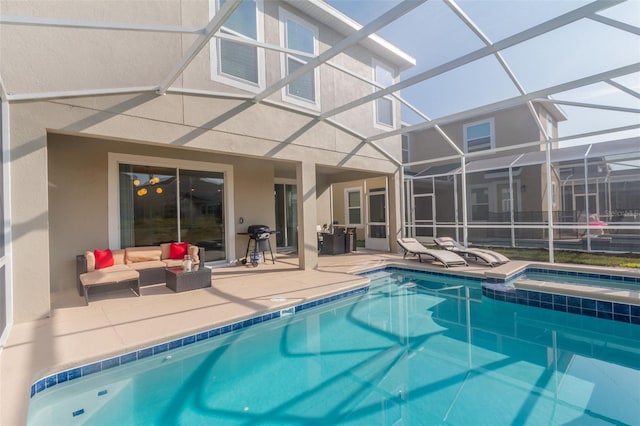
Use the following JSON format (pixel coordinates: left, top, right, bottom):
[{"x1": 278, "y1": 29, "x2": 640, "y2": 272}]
[
  {"x1": 119, "y1": 164, "x2": 225, "y2": 262},
  {"x1": 180, "y1": 170, "x2": 225, "y2": 261},
  {"x1": 274, "y1": 183, "x2": 298, "y2": 251}
]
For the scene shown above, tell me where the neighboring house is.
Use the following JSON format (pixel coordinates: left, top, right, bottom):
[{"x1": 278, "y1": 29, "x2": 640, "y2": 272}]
[
  {"x1": 0, "y1": 0, "x2": 416, "y2": 329},
  {"x1": 403, "y1": 102, "x2": 568, "y2": 243}
]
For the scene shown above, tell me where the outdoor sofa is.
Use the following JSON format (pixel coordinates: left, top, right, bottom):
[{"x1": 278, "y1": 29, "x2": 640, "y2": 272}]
[{"x1": 76, "y1": 243, "x2": 205, "y2": 303}]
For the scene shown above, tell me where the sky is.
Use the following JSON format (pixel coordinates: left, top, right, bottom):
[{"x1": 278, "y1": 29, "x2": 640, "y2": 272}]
[{"x1": 326, "y1": 0, "x2": 640, "y2": 147}]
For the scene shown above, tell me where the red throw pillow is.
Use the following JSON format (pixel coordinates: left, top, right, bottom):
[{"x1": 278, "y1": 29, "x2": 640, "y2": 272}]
[
  {"x1": 169, "y1": 242, "x2": 189, "y2": 259},
  {"x1": 94, "y1": 249, "x2": 114, "y2": 269}
]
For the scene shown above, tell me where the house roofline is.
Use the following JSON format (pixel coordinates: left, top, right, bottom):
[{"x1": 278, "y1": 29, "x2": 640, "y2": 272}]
[
  {"x1": 290, "y1": 0, "x2": 417, "y2": 72},
  {"x1": 534, "y1": 98, "x2": 568, "y2": 122}
]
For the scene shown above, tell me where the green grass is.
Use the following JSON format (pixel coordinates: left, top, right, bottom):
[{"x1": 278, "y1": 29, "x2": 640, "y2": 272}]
[
  {"x1": 482, "y1": 247, "x2": 640, "y2": 269},
  {"x1": 423, "y1": 244, "x2": 640, "y2": 268}
]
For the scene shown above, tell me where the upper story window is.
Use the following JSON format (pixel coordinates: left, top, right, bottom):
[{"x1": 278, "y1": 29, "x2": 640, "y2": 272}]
[
  {"x1": 279, "y1": 9, "x2": 319, "y2": 109},
  {"x1": 464, "y1": 119, "x2": 494, "y2": 153},
  {"x1": 373, "y1": 60, "x2": 395, "y2": 129},
  {"x1": 210, "y1": 0, "x2": 264, "y2": 91}
]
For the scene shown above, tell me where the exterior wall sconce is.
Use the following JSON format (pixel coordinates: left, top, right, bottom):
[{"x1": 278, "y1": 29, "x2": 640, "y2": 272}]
[{"x1": 521, "y1": 185, "x2": 526, "y2": 193}]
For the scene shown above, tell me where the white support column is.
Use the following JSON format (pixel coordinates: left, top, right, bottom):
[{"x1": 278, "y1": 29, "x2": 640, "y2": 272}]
[
  {"x1": 460, "y1": 156, "x2": 468, "y2": 246},
  {"x1": 399, "y1": 167, "x2": 406, "y2": 240},
  {"x1": 546, "y1": 140, "x2": 555, "y2": 262},
  {"x1": 453, "y1": 174, "x2": 460, "y2": 242},
  {"x1": 384, "y1": 175, "x2": 391, "y2": 242},
  {"x1": 583, "y1": 147, "x2": 592, "y2": 253},
  {"x1": 431, "y1": 176, "x2": 437, "y2": 237},
  {"x1": 364, "y1": 179, "x2": 368, "y2": 240},
  {"x1": 296, "y1": 161, "x2": 318, "y2": 270},
  {"x1": 509, "y1": 166, "x2": 516, "y2": 248},
  {"x1": 407, "y1": 178, "x2": 415, "y2": 238},
  {"x1": 509, "y1": 154, "x2": 523, "y2": 248}
]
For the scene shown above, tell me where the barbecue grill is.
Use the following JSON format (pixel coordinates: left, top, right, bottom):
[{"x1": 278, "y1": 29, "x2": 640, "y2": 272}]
[{"x1": 243, "y1": 224, "x2": 275, "y2": 266}]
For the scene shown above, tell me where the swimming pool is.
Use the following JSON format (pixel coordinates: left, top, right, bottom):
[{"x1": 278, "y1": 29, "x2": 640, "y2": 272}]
[{"x1": 28, "y1": 268, "x2": 640, "y2": 425}]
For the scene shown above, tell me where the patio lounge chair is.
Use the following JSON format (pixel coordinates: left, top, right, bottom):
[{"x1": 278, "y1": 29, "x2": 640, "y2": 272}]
[
  {"x1": 433, "y1": 237, "x2": 510, "y2": 267},
  {"x1": 397, "y1": 238, "x2": 468, "y2": 268}
]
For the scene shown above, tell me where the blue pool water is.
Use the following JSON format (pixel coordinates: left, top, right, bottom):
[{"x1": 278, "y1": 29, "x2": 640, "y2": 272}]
[{"x1": 28, "y1": 269, "x2": 640, "y2": 425}]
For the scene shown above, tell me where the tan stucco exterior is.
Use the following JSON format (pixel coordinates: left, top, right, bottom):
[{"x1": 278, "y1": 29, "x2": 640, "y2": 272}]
[
  {"x1": 1, "y1": 0, "x2": 410, "y2": 322},
  {"x1": 406, "y1": 103, "x2": 562, "y2": 171}
]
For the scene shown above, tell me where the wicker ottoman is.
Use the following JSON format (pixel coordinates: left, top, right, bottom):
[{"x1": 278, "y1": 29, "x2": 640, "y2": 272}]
[{"x1": 165, "y1": 266, "x2": 211, "y2": 292}]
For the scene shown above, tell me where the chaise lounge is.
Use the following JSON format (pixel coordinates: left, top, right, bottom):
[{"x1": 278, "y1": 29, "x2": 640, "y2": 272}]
[
  {"x1": 397, "y1": 238, "x2": 468, "y2": 268},
  {"x1": 434, "y1": 237, "x2": 509, "y2": 267}
]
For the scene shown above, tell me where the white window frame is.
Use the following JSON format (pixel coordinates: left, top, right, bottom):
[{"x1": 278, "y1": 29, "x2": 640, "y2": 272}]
[
  {"x1": 279, "y1": 8, "x2": 320, "y2": 110},
  {"x1": 546, "y1": 112, "x2": 554, "y2": 139},
  {"x1": 372, "y1": 59, "x2": 396, "y2": 129},
  {"x1": 463, "y1": 118, "x2": 495, "y2": 154},
  {"x1": 209, "y1": 0, "x2": 265, "y2": 93},
  {"x1": 108, "y1": 153, "x2": 235, "y2": 265},
  {"x1": 344, "y1": 187, "x2": 363, "y2": 226},
  {"x1": 500, "y1": 187, "x2": 511, "y2": 212},
  {"x1": 468, "y1": 184, "x2": 490, "y2": 221}
]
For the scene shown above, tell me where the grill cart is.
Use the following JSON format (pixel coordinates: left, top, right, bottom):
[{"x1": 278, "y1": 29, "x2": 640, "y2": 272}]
[{"x1": 242, "y1": 224, "x2": 275, "y2": 266}]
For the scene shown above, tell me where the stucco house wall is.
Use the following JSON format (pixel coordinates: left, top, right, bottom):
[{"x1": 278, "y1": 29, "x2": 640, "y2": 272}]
[
  {"x1": 407, "y1": 104, "x2": 558, "y2": 171},
  {"x1": 1, "y1": 0, "x2": 413, "y2": 322}
]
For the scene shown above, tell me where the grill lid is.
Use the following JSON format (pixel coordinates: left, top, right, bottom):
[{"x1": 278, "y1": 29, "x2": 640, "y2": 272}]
[{"x1": 247, "y1": 224, "x2": 271, "y2": 237}]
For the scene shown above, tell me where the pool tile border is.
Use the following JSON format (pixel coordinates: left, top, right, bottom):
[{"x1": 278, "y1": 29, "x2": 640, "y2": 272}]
[
  {"x1": 482, "y1": 283, "x2": 640, "y2": 325},
  {"x1": 485, "y1": 267, "x2": 640, "y2": 287},
  {"x1": 367, "y1": 265, "x2": 639, "y2": 325},
  {"x1": 30, "y1": 285, "x2": 369, "y2": 399}
]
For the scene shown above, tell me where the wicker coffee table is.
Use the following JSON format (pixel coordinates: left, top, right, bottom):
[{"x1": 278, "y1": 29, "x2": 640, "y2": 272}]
[{"x1": 165, "y1": 265, "x2": 211, "y2": 293}]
